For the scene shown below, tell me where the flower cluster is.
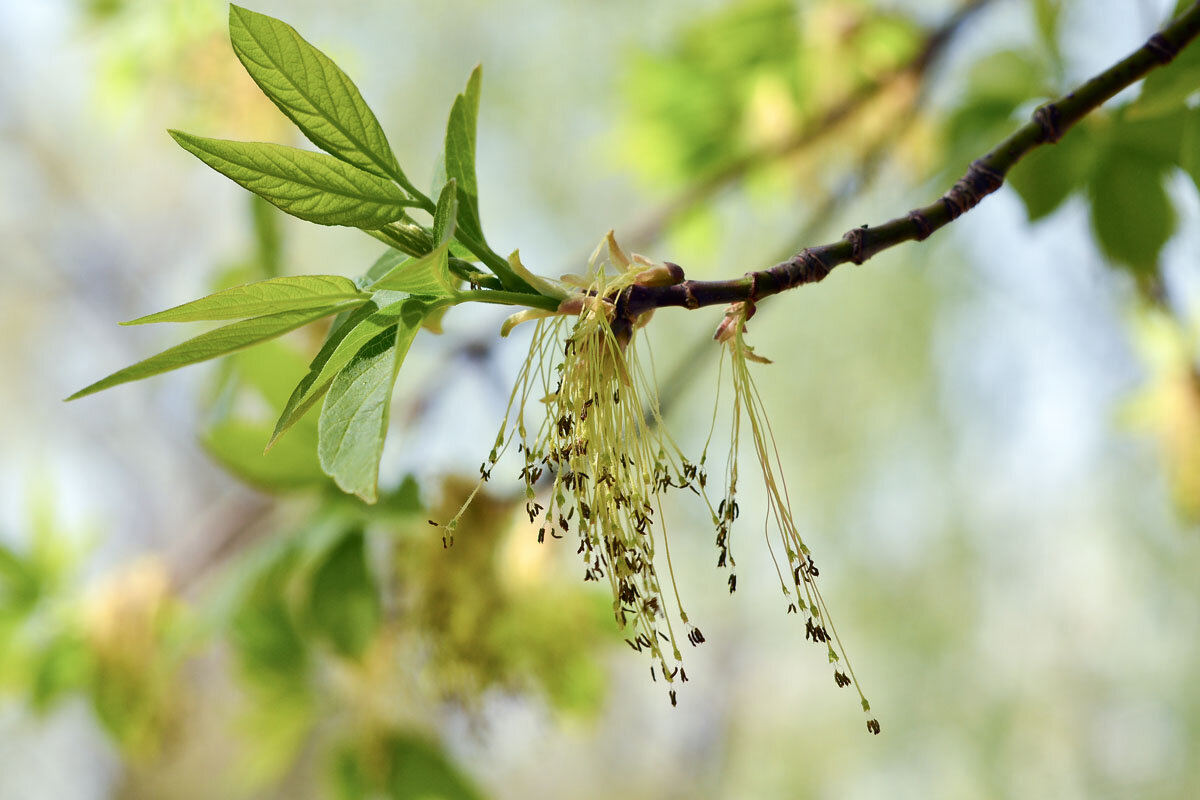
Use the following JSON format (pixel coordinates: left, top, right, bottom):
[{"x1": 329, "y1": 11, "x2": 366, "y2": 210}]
[
  {"x1": 712, "y1": 300, "x2": 877, "y2": 734},
  {"x1": 441, "y1": 234, "x2": 877, "y2": 729}
]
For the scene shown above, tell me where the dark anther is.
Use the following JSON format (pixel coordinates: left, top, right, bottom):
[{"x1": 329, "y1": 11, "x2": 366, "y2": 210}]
[
  {"x1": 651, "y1": 666, "x2": 656, "y2": 682},
  {"x1": 1032, "y1": 103, "x2": 1064, "y2": 143},
  {"x1": 787, "y1": 603, "x2": 797, "y2": 614},
  {"x1": 427, "y1": 519, "x2": 439, "y2": 526},
  {"x1": 867, "y1": 719, "x2": 881, "y2": 735},
  {"x1": 681, "y1": 668, "x2": 688, "y2": 682},
  {"x1": 1146, "y1": 32, "x2": 1179, "y2": 64},
  {"x1": 728, "y1": 574, "x2": 737, "y2": 594},
  {"x1": 834, "y1": 671, "x2": 851, "y2": 688},
  {"x1": 670, "y1": 689, "x2": 678, "y2": 707},
  {"x1": 807, "y1": 555, "x2": 819, "y2": 577},
  {"x1": 843, "y1": 225, "x2": 867, "y2": 265}
]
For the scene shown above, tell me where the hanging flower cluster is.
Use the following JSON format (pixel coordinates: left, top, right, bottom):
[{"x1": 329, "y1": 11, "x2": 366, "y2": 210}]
[
  {"x1": 440, "y1": 233, "x2": 875, "y2": 730},
  {"x1": 712, "y1": 300, "x2": 877, "y2": 734}
]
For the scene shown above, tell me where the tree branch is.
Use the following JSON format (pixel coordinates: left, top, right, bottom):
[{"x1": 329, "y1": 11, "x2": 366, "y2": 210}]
[{"x1": 624, "y1": 1, "x2": 1200, "y2": 318}]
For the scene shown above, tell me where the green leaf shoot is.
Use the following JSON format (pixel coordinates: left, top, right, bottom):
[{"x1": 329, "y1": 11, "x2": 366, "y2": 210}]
[{"x1": 169, "y1": 131, "x2": 416, "y2": 227}]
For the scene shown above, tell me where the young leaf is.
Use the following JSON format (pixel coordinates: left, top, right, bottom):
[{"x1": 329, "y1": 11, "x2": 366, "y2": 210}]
[
  {"x1": 367, "y1": 242, "x2": 456, "y2": 296},
  {"x1": 122, "y1": 275, "x2": 369, "y2": 325},
  {"x1": 432, "y1": 178, "x2": 458, "y2": 245},
  {"x1": 269, "y1": 294, "x2": 414, "y2": 447},
  {"x1": 444, "y1": 66, "x2": 485, "y2": 243},
  {"x1": 228, "y1": 5, "x2": 408, "y2": 186},
  {"x1": 169, "y1": 131, "x2": 415, "y2": 227},
  {"x1": 67, "y1": 303, "x2": 359, "y2": 400},
  {"x1": 318, "y1": 301, "x2": 430, "y2": 502},
  {"x1": 1088, "y1": 151, "x2": 1175, "y2": 276}
]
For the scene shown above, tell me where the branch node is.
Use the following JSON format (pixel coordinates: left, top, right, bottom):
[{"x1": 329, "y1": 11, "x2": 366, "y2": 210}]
[
  {"x1": 907, "y1": 210, "x2": 934, "y2": 241},
  {"x1": 746, "y1": 271, "x2": 761, "y2": 302},
  {"x1": 796, "y1": 248, "x2": 832, "y2": 285},
  {"x1": 941, "y1": 193, "x2": 965, "y2": 220},
  {"x1": 842, "y1": 225, "x2": 867, "y2": 265},
  {"x1": 1033, "y1": 103, "x2": 1064, "y2": 143},
  {"x1": 682, "y1": 283, "x2": 700, "y2": 309},
  {"x1": 1146, "y1": 32, "x2": 1179, "y2": 64}
]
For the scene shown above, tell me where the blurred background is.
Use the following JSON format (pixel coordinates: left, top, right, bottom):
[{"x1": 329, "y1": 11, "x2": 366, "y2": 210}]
[{"x1": 3, "y1": 0, "x2": 1200, "y2": 797}]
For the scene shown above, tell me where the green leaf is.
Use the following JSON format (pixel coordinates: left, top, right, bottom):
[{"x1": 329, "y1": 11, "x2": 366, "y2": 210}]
[
  {"x1": 169, "y1": 131, "x2": 415, "y2": 227},
  {"x1": 205, "y1": 419, "x2": 325, "y2": 490},
  {"x1": 318, "y1": 300, "x2": 433, "y2": 502},
  {"x1": 1007, "y1": 121, "x2": 1095, "y2": 221},
  {"x1": 1182, "y1": 109, "x2": 1200, "y2": 193},
  {"x1": 1088, "y1": 151, "x2": 1175, "y2": 275},
  {"x1": 123, "y1": 275, "x2": 368, "y2": 324},
  {"x1": 444, "y1": 66, "x2": 485, "y2": 243},
  {"x1": 270, "y1": 294, "x2": 412, "y2": 447},
  {"x1": 384, "y1": 734, "x2": 484, "y2": 800},
  {"x1": 368, "y1": 242, "x2": 456, "y2": 296},
  {"x1": 68, "y1": 304, "x2": 358, "y2": 400},
  {"x1": 432, "y1": 178, "x2": 458, "y2": 245},
  {"x1": 228, "y1": 4, "x2": 407, "y2": 185},
  {"x1": 305, "y1": 529, "x2": 380, "y2": 659}
]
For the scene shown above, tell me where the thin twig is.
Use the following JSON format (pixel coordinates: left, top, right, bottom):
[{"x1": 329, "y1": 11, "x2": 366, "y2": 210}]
[{"x1": 625, "y1": 1, "x2": 1200, "y2": 318}]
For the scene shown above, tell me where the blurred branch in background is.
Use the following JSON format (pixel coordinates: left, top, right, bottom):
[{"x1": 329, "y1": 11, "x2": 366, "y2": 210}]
[{"x1": 623, "y1": 0, "x2": 996, "y2": 252}]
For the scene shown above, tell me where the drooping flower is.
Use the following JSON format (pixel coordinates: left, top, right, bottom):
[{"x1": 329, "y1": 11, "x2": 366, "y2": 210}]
[
  {"x1": 710, "y1": 300, "x2": 878, "y2": 733},
  {"x1": 442, "y1": 232, "x2": 705, "y2": 700}
]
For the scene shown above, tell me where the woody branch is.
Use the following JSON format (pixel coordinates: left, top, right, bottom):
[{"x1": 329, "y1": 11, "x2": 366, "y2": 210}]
[{"x1": 622, "y1": 1, "x2": 1200, "y2": 319}]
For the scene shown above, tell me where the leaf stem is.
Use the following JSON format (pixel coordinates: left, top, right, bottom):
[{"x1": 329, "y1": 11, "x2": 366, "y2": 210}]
[{"x1": 457, "y1": 289, "x2": 561, "y2": 312}]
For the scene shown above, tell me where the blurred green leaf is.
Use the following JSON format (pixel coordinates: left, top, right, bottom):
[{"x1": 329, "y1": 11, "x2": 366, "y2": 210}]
[
  {"x1": 205, "y1": 419, "x2": 325, "y2": 490},
  {"x1": 384, "y1": 734, "x2": 484, "y2": 800},
  {"x1": 1088, "y1": 150, "x2": 1175, "y2": 275},
  {"x1": 1032, "y1": 0, "x2": 1063, "y2": 67},
  {"x1": 304, "y1": 529, "x2": 380, "y2": 659},
  {"x1": 123, "y1": 275, "x2": 368, "y2": 325},
  {"x1": 69, "y1": 304, "x2": 359, "y2": 400},
  {"x1": 318, "y1": 301, "x2": 434, "y2": 502},
  {"x1": 32, "y1": 636, "x2": 92, "y2": 712},
  {"x1": 230, "y1": 549, "x2": 309, "y2": 686},
  {"x1": 1007, "y1": 122, "x2": 1096, "y2": 221},
  {"x1": 169, "y1": 131, "x2": 416, "y2": 227},
  {"x1": 444, "y1": 66, "x2": 486, "y2": 244},
  {"x1": 229, "y1": 4, "x2": 408, "y2": 185}
]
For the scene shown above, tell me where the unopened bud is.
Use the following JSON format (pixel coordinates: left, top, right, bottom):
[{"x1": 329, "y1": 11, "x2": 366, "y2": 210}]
[{"x1": 634, "y1": 261, "x2": 686, "y2": 287}]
